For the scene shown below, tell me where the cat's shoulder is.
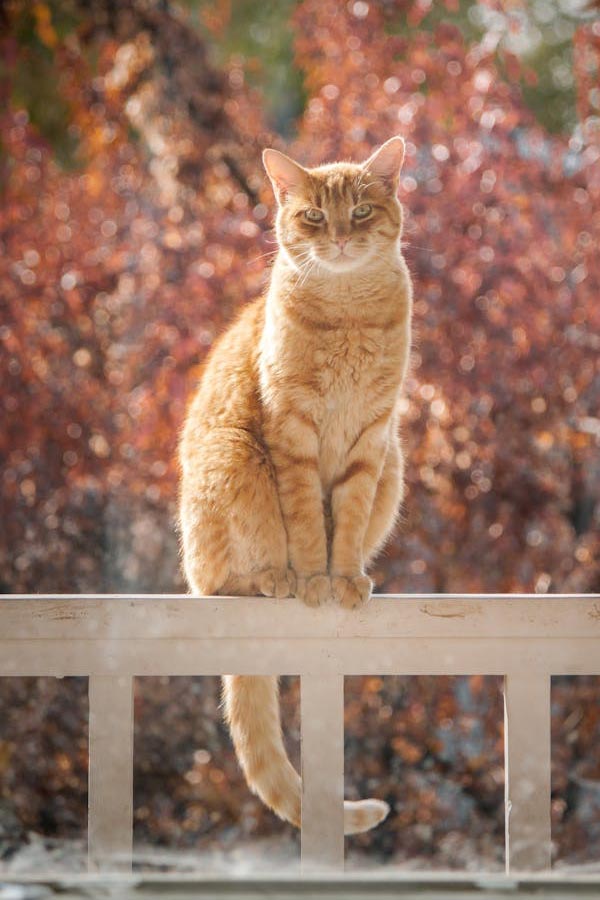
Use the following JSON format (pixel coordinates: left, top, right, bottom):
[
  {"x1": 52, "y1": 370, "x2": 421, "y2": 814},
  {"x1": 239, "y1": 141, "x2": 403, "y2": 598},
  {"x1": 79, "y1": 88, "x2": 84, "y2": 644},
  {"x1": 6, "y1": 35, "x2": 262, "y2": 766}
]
[
  {"x1": 208, "y1": 295, "x2": 266, "y2": 355},
  {"x1": 227, "y1": 294, "x2": 266, "y2": 334}
]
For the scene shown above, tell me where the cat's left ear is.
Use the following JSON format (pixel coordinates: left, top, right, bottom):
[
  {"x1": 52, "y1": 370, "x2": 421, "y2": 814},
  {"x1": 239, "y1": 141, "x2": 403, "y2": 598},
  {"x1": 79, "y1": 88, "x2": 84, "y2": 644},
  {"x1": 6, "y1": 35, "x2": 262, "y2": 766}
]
[
  {"x1": 362, "y1": 136, "x2": 405, "y2": 193},
  {"x1": 263, "y1": 149, "x2": 309, "y2": 203}
]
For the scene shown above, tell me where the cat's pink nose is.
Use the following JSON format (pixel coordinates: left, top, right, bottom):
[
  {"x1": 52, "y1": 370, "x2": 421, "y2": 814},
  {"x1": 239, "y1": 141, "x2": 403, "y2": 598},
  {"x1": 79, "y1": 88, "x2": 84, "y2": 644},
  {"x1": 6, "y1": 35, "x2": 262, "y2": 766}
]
[{"x1": 336, "y1": 237, "x2": 349, "y2": 250}]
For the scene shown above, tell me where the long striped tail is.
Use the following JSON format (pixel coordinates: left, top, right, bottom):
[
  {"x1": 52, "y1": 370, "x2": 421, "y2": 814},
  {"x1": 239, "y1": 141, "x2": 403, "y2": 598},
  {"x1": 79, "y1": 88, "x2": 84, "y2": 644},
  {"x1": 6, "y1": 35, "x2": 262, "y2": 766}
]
[{"x1": 222, "y1": 674, "x2": 389, "y2": 835}]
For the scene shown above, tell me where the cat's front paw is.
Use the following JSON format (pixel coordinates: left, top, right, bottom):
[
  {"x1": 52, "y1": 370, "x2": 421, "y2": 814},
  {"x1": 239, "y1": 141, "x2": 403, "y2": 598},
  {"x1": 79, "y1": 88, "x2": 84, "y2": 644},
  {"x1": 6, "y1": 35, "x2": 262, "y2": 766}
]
[
  {"x1": 258, "y1": 567, "x2": 297, "y2": 599},
  {"x1": 331, "y1": 574, "x2": 372, "y2": 609},
  {"x1": 295, "y1": 573, "x2": 332, "y2": 607}
]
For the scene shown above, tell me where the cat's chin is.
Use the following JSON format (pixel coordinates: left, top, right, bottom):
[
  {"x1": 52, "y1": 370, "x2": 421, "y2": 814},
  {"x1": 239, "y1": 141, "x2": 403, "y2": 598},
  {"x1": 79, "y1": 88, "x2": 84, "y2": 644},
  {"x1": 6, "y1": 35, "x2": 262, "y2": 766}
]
[{"x1": 314, "y1": 253, "x2": 371, "y2": 274}]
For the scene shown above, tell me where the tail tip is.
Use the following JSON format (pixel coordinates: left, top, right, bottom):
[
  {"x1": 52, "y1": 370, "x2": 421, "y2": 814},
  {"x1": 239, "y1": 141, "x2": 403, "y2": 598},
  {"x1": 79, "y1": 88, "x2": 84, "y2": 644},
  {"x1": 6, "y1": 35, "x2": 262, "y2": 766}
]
[
  {"x1": 344, "y1": 798, "x2": 390, "y2": 835},
  {"x1": 367, "y1": 798, "x2": 390, "y2": 827}
]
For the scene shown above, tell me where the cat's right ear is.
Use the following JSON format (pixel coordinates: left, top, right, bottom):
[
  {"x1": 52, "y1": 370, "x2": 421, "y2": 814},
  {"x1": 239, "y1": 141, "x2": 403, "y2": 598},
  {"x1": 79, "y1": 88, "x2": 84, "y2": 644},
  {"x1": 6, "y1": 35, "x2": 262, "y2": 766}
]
[
  {"x1": 362, "y1": 136, "x2": 405, "y2": 194},
  {"x1": 263, "y1": 149, "x2": 308, "y2": 203}
]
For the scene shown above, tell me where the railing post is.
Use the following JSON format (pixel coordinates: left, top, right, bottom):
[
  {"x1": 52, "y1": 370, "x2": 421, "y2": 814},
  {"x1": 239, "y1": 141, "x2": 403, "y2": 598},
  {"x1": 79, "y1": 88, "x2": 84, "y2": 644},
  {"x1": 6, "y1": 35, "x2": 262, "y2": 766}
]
[
  {"x1": 88, "y1": 674, "x2": 134, "y2": 872},
  {"x1": 504, "y1": 672, "x2": 552, "y2": 873},
  {"x1": 300, "y1": 673, "x2": 345, "y2": 872}
]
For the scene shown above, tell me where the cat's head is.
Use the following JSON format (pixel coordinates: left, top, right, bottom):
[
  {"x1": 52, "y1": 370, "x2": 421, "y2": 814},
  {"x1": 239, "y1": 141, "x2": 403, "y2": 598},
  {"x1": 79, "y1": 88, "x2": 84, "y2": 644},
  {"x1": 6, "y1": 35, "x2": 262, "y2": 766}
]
[{"x1": 263, "y1": 137, "x2": 405, "y2": 275}]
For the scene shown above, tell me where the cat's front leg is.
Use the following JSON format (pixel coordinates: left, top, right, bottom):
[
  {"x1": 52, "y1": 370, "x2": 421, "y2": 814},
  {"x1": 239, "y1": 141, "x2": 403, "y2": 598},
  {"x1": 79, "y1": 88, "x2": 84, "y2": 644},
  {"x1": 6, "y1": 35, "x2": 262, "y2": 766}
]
[
  {"x1": 330, "y1": 415, "x2": 389, "y2": 609},
  {"x1": 267, "y1": 412, "x2": 331, "y2": 607}
]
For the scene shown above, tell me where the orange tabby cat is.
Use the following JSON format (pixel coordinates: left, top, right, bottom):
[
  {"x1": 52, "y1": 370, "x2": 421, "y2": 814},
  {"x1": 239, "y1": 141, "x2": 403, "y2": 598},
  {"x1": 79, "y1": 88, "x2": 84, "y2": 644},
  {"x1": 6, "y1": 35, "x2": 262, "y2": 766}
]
[{"x1": 179, "y1": 136, "x2": 412, "y2": 834}]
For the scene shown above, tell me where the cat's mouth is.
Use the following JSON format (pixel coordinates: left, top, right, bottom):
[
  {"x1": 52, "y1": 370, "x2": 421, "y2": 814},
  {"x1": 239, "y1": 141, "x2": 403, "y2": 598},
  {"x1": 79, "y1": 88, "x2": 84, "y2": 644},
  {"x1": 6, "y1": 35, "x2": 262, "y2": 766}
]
[{"x1": 315, "y1": 246, "x2": 371, "y2": 273}]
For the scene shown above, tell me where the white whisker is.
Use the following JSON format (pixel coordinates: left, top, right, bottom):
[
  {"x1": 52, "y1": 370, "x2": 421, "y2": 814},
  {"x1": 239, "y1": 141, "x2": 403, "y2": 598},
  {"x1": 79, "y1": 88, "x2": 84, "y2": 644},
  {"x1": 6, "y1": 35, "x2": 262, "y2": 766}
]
[
  {"x1": 401, "y1": 241, "x2": 434, "y2": 253},
  {"x1": 357, "y1": 179, "x2": 378, "y2": 193},
  {"x1": 247, "y1": 249, "x2": 279, "y2": 265}
]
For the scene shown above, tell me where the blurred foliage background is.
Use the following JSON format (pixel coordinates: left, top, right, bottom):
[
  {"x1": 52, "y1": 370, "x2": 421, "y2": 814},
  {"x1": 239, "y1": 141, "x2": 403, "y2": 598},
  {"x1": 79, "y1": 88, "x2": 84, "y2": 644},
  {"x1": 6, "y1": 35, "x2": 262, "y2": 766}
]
[{"x1": 1, "y1": 0, "x2": 599, "y2": 874}]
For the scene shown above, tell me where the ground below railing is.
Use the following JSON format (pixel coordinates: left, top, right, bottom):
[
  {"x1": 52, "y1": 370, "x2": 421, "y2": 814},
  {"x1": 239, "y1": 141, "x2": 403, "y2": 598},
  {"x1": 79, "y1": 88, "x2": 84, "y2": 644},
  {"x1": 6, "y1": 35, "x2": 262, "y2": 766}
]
[{"x1": 4, "y1": 874, "x2": 600, "y2": 899}]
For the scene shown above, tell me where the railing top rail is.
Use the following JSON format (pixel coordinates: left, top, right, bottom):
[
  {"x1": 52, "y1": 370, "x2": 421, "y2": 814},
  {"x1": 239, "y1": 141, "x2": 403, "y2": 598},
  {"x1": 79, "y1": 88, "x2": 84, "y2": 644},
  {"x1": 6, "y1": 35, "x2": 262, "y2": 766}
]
[{"x1": 1, "y1": 593, "x2": 599, "y2": 641}]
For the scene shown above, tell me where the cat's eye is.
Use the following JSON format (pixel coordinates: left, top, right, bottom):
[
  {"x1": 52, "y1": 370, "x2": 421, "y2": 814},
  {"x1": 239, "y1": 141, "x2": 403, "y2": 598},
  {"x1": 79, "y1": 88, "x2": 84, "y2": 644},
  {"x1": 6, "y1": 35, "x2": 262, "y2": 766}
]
[
  {"x1": 304, "y1": 207, "x2": 325, "y2": 223},
  {"x1": 352, "y1": 203, "x2": 373, "y2": 219}
]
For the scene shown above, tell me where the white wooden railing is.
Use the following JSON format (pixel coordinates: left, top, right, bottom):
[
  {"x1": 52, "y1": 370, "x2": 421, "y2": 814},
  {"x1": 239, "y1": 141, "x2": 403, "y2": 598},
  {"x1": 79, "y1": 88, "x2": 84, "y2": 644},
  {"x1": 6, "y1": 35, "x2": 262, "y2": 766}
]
[{"x1": 1, "y1": 593, "x2": 600, "y2": 876}]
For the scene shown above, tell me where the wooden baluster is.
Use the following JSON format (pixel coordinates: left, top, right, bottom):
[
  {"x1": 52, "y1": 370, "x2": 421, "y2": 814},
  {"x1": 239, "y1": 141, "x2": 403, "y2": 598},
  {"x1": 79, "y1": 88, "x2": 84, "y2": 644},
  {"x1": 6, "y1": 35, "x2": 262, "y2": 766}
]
[
  {"x1": 504, "y1": 672, "x2": 552, "y2": 873},
  {"x1": 88, "y1": 675, "x2": 134, "y2": 872},
  {"x1": 300, "y1": 673, "x2": 345, "y2": 872}
]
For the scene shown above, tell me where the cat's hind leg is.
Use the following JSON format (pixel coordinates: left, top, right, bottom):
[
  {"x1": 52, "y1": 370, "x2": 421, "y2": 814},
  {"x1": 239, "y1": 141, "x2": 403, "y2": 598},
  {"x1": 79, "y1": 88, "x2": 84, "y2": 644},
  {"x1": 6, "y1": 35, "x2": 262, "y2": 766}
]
[
  {"x1": 222, "y1": 568, "x2": 296, "y2": 600},
  {"x1": 181, "y1": 428, "x2": 293, "y2": 598},
  {"x1": 363, "y1": 439, "x2": 404, "y2": 568},
  {"x1": 221, "y1": 431, "x2": 294, "y2": 597},
  {"x1": 180, "y1": 503, "x2": 231, "y2": 596}
]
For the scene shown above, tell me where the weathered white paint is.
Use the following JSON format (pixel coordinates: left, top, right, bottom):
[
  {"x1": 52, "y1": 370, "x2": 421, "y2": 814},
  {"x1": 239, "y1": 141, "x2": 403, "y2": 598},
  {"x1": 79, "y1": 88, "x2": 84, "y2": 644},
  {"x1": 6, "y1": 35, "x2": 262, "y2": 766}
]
[
  {"x1": 504, "y1": 673, "x2": 552, "y2": 873},
  {"x1": 1, "y1": 593, "x2": 599, "y2": 877},
  {"x1": 88, "y1": 675, "x2": 134, "y2": 872},
  {"x1": 301, "y1": 674, "x2": 345, "y2": 869},
  {"x1": 1, "y1": 636, "x2": 599, "y2": 678},
  {"x1": 2, "y1": 594, "x2": 600, "y2": 640}
]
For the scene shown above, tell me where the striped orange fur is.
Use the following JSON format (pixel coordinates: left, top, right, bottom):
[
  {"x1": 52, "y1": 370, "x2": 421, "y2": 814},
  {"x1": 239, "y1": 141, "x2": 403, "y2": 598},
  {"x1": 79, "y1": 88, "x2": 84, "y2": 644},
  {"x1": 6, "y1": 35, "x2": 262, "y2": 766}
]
[{"x1": 179, "y1": 137, "x2": 412, "y2": 835}]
